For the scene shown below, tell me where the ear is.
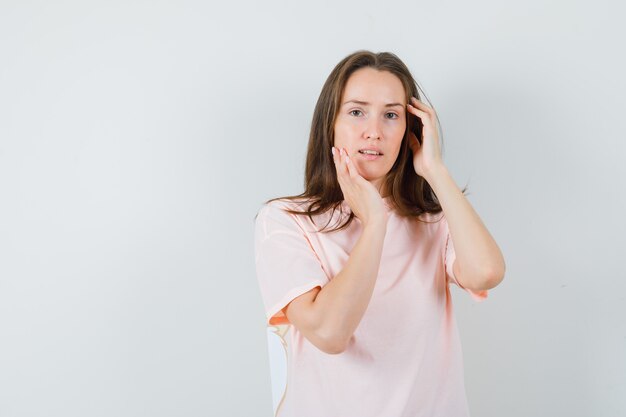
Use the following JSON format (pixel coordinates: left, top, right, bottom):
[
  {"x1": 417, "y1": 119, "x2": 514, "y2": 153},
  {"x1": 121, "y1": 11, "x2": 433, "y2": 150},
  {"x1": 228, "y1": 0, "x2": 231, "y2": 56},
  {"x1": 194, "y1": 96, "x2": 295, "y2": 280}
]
[
  {"x1": 407, "y1": 108, "x2": 423, "y2": 140},
  {"x1": 408, "y1": 130, "x2": 421, "y2": 154}
]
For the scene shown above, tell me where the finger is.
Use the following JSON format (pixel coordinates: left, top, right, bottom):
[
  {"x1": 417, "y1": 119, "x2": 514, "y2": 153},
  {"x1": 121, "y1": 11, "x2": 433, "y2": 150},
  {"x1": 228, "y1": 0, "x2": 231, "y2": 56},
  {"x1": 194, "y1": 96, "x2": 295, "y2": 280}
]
[
  {"x1": 334, "y1": 146, "x2": 348, "y2": 179},
  {"x1": 408, "y1": 100, "x2": 435, "y2": 123},
  {"x1": 332, "y1": 146, "x2": 347, "y2": 189},
  {"x1": 407, "y1": 104, "x2": 435, "y2": 132},
  {"x1": 344, "y1": 150, "x2": 358, "y2": 179},
  {"x1": 341, "y1": 148, "x2": 359, "y2": 198},
  {"x1": 341, "y1": 148, "x2": 352, "y2": 177},
  {"x1": 332, "y1": 146, "x2": 343, "y2": 171},
  {"x1": 407, "y1": 102, "x2": 429, "y2": 118},
  {"x1": 337, "y1": 148, "x2": 354, "y2": 197},
  {"x1": 410, "y1": 96, "x2": 434, "y2": 114}
]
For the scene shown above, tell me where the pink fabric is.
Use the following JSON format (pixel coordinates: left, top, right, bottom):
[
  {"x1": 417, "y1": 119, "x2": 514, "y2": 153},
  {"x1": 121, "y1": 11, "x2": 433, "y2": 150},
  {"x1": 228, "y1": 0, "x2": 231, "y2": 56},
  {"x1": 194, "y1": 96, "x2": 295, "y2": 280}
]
[{"x1": 254, "y1": 196, "x2": 488, "y2": 417}]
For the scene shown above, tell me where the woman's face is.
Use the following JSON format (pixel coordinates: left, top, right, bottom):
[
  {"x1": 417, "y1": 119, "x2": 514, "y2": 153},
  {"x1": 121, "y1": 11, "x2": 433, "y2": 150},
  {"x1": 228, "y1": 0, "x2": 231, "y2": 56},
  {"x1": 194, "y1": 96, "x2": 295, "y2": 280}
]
[{"x1": 333, "y1": 67, "x2": 407, "y2": 195}]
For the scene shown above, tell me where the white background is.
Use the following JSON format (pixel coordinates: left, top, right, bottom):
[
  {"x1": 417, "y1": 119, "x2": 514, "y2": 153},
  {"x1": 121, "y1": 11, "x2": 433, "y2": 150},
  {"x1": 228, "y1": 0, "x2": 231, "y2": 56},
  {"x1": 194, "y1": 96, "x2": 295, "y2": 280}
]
[{"x1": 1, "y1": 1, "x2": 624, "y2": 416}]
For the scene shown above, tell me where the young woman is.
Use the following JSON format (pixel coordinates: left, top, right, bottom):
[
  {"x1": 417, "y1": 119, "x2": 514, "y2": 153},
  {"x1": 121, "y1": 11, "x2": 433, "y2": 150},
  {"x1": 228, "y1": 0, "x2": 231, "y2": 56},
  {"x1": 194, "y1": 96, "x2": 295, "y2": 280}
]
[{"x1": 254, "y1": 50, "x2": 505, "y2": 417}]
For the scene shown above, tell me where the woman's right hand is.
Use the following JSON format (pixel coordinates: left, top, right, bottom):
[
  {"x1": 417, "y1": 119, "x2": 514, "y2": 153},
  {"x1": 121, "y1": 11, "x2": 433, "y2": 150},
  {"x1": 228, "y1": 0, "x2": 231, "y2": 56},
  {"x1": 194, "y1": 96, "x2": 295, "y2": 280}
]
[{"x1": 332, "y1": 146, "x2": 388, "y2": 227}]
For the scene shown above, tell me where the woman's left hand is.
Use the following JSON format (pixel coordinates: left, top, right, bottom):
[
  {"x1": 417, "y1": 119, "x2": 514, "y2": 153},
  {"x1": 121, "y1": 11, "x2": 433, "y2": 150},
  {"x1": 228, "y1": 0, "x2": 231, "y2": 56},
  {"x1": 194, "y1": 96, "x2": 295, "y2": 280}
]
[{"x1": 406, "y1": 96, "x2": 445, "y2": 179}]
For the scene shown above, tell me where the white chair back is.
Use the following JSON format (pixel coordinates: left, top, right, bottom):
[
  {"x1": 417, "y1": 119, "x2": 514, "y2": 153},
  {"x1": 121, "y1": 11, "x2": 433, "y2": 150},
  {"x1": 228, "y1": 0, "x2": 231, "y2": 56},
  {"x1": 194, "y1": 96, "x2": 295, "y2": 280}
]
[{"x1": 266, "y1": 324, "x2": 290, "y2": 417}]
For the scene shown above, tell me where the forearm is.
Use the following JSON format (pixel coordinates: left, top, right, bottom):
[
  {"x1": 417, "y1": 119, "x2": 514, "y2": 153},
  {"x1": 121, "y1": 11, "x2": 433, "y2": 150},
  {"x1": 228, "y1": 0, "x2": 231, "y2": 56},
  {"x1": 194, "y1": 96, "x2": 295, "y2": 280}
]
[
  {"x1": 425, "y1": 164, "x2": 506, "y2": 289},
  {"x1": 312, "y1": 220, "x2": 387, "y2": 351}
]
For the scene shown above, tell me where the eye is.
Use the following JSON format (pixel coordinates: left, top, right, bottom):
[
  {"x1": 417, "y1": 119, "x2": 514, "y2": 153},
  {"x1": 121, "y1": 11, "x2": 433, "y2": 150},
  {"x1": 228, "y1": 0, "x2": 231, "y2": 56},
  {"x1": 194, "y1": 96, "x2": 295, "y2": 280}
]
[
  {"x1": 349, "y1": 109, "x2": 363, "y2": 117},
  {"x1": 386, "y1": 112, "x2": 399, "y2": 119}
]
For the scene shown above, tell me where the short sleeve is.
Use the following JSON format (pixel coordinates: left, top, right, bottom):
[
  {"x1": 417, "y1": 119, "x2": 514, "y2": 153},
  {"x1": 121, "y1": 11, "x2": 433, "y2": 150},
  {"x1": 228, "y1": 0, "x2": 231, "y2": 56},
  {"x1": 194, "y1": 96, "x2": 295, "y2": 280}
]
[
  {"x1": 254, "y1": 202, "x2": 330, "y2": 326},
  {"x1": 443, "y1": 216, "x2": 489, "y2": 303}
]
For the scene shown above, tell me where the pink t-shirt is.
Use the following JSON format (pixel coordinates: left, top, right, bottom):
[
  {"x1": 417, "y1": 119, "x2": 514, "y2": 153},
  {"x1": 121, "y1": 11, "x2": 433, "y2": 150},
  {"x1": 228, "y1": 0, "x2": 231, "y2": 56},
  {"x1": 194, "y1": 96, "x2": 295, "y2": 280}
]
[{"x1": 254, "y1": 196, "x2": 488, "y2": 417}]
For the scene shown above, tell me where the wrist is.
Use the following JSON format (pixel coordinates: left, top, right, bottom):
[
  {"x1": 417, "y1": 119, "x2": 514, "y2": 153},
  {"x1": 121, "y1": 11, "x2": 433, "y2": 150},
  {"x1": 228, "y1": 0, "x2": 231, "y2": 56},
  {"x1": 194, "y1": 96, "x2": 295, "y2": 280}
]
[
  {"x1": 423, "y1": 162, "x2": 448, "y2": 184},
  {"x1": 363, "y1": 215, "x2": 388, "y2": 232}
]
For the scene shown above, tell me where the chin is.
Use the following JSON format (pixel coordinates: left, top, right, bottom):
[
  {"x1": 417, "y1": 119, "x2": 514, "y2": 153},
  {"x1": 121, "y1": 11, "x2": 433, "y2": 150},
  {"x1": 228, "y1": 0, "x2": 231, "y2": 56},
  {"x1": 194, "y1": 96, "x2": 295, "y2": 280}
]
[
  {"x1": 358, "y1": 171, "x2": 385, "y2": 182},
  {"x1": 356, "y1": 163, "x2": 383, "y2": 175}
]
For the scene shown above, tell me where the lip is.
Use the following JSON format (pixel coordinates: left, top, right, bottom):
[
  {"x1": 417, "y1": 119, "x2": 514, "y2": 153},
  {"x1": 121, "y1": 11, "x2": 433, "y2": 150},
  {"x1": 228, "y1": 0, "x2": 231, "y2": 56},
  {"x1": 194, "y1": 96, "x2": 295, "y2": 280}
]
[
  {"x1": 358, "y1": 152, "x2": 383, "y2": 161},
  {"x1": 358, "y1": 146, "x2": 383, "y2": 155}
]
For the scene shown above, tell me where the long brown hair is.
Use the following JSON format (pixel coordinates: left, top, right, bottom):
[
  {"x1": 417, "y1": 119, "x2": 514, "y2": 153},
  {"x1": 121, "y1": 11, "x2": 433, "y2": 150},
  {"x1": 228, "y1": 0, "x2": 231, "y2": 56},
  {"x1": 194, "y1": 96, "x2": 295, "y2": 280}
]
[{"x1": 261, "y1": 49, "x2": 468, "y2": 232}]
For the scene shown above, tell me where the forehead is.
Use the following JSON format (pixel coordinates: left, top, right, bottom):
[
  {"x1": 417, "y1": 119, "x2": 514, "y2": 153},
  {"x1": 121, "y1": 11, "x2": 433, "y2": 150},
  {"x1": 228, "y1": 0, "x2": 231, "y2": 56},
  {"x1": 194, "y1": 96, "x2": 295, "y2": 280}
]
[{"x1": 342, "y1": 67, "x2": 405, "y2": 103}]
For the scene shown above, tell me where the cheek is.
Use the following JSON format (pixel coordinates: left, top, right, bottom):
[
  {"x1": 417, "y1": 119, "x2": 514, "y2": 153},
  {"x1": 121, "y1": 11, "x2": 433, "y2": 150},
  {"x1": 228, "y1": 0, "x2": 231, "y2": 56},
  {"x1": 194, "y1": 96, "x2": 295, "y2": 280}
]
[
  {"x1": 336, "y1": 119, "x2": 355, "y2": 133},
  {"x1": 384, "y1": 121, "x2": 405, "y2": 135},
  {"x1": 333, "y1": 121, "x2": 355, "y2": 143},
  {"x1": 391, "y1": 123, "x2": 406, "y2": 142}
]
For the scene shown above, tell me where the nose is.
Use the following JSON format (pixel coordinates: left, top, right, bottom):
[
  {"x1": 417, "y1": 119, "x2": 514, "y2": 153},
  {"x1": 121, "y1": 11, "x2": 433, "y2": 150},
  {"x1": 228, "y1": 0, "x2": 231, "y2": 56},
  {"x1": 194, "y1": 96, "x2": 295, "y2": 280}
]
[{"x1": 364, "y1": 118, "x2": 382, "y2": 140}]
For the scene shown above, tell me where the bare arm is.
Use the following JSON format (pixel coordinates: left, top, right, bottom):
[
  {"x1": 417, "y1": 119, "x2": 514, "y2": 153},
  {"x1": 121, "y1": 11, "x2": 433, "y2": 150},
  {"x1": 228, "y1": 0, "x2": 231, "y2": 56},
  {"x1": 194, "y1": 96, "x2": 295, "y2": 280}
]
[
  {"x1": 284, "y1": 145, "x2": 388, "y2": 354},
  {"x1": 406, "y1": 96, "x2": 505, "y2": 292},
  {"x1": 426, "y1": 164, "x2": 506, "y2": 290},
  {"x1": 314, "y1": 220, "x2": 386, "y2": 351},
  {"x1": 285, "y1": 219, "x2": 387, "y2": 354}
]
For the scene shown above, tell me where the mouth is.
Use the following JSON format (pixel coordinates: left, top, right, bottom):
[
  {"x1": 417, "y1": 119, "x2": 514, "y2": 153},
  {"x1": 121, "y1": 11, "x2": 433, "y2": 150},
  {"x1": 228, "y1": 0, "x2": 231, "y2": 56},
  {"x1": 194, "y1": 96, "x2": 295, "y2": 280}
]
[
  {"x1": 358, "y1": 150, "x2": 383, "y2": 156},
  {"x1": 357, "y1": 150, "x2": 383, "y2": 161}
]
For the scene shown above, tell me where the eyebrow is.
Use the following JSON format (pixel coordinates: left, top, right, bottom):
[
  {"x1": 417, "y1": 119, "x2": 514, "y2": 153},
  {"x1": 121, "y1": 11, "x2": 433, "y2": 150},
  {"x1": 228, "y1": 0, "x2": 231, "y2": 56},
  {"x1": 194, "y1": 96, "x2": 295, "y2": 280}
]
[{"x1": 342, "y1": 100, "x2": 405, "y2": 108}]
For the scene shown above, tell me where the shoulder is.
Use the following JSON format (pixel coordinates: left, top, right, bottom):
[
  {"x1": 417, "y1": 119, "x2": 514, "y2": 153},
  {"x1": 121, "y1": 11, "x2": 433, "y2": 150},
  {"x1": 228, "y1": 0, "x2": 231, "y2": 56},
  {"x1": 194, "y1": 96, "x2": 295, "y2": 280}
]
[
  {"x1": 405, "y1": 210, "x2": 448, "y2": 241},
  {"x1": 257, "y1": 197, "x2": 309, "y2": 219},
  {"x1": 255, "y1": 197, "x2": 313, "y2": 233},
  {"x1": 408, "y1": 210, "x2": 445, "y2": 227}
]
